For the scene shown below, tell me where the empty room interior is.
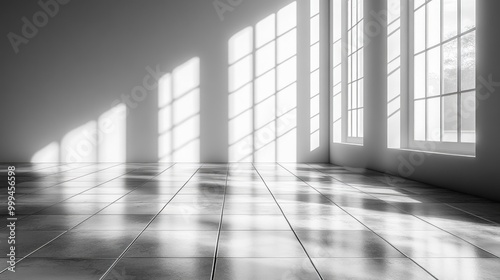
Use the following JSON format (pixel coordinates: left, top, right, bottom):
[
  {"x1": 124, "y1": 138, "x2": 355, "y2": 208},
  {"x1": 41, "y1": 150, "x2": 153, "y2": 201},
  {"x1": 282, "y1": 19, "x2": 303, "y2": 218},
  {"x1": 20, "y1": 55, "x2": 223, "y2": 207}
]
[{"x1": 1, "y1": 0, "x2": 500, "y2": 279}]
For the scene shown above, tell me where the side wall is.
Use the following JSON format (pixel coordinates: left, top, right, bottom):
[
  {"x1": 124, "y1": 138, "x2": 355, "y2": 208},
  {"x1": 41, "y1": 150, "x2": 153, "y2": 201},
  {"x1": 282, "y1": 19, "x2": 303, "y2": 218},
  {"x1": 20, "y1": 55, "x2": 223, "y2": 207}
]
[{"x1": 330, "y1": 0, "x2": 500, "y2": 201}]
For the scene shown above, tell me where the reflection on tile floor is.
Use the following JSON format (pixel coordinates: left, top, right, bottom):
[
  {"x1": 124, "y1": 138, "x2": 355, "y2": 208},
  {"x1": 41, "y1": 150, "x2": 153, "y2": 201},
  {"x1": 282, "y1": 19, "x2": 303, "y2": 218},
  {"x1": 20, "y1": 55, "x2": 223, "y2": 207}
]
[{"x1": 0, "y1": 162, "x2": 499, "y2": 279}]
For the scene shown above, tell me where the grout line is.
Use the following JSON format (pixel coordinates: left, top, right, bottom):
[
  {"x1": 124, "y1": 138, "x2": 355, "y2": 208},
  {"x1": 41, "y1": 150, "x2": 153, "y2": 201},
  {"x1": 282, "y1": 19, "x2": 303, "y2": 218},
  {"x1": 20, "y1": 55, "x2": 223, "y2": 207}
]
[
  {"x1": 253, "y1": 163, "x2": 325, "y2": 280},
  {"x1": 2, "y1": 162, "x2": 125, "y2": 229},
  {"x1": 305, "y1": 164, "x2": 500, "y2": 259},
  {"x1": 280, "y1": 163, "x2": 438, "y2": 280},
  {"x1": 0, "y1": 162, "x2": 149, "y2": 274},
  {"x1": 98, "y1": 163, "x2": 205, "y2": 280},
  {"x1": 209, "y1": 164, "x2": 230, "y2": 280},
  {"x1": 12, "y1": 162, "x2": 109, "y2": 197}
]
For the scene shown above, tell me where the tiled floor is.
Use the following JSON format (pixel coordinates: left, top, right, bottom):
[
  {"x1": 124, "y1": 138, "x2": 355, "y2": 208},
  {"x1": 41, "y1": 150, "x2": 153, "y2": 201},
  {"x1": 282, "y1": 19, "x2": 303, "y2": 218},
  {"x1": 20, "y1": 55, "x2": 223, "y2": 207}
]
[{"x1": 0, "y1": 162, "x2": 500, "y2": 280}]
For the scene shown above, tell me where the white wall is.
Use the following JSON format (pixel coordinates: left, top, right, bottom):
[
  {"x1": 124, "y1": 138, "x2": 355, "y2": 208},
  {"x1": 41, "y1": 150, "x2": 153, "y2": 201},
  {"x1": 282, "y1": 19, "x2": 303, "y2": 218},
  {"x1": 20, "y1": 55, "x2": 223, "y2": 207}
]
[
  {"x1": 330, "y1": 0, "x2": 500, "y2": 201},
  {"x1": 0, "y1": 0, "x2": 330, "y2": 163}
]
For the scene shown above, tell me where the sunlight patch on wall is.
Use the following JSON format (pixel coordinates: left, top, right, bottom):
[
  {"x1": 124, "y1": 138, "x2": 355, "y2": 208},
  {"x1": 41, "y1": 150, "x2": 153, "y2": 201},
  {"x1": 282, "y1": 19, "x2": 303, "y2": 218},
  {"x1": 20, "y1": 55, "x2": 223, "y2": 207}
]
[{"x1": 158, "y1": 57, "x2": 200, "y2": 162}]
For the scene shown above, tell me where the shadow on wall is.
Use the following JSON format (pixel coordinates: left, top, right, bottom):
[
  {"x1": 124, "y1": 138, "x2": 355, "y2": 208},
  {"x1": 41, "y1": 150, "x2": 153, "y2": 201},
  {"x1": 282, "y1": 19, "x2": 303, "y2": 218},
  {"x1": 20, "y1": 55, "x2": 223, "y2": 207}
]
[
  {"x1": 228, "y1": 2, "x2": 299, "y2": 162},
  {"x1": 31, "y1": 103, "x2": 127, "y2": 163}
]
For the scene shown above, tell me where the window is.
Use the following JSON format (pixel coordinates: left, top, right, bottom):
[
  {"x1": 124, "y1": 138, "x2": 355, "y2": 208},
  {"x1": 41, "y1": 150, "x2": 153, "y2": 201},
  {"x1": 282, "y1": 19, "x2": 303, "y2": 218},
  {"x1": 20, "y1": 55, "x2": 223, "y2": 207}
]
[
  {"x1": 388, "y1": 0, "x2": 476, "y2": 155},
  {"x1": 331, "y1": 0, "x2": 364, "y2": 144}
]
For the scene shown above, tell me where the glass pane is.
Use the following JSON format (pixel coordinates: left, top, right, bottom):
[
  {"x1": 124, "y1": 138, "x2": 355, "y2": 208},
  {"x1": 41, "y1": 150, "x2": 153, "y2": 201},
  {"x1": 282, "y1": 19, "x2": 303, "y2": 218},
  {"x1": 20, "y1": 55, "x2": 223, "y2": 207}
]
[
  {"x1": 443, "y1": 0, "x2": 458, "y2": 40},
  {"x1": 352, "y1": 108, "x2": 358, "y2": 137},
  {"x1": 358, "y1": 0, "x2": 363, "y2": 21},
  {"x1": 414, "y1": 7, "x2": 425, "y2": 54},
  {"x1": 443, "y1": 39, "x2": 458, "y2": 94},
  {"x1": 358, "y1": 109, "x2": 364, "y2": 137},
  {"x1": 358, "y1": 79, "x2": 364, "y2": 107},
  {"x1": 388, "y1": 69, "x2": 401, "y2": 100},
  {"x1": 414, "y1": 100, "x2": 426, "y2": 141},
  {"x1": 348, "y1": 84, "x2": 353, "y2": 109},
  {"x1": 413, "y1": 53, "x2": 425, "y2": 99},
  {"x1": 352, "y1": 83, "x2": 358, "y2": 109},
  {"x1": 427, "y1": 0, "x2": 441, "y2": 47},
  {"x1": 427, "y1": 47, "x2": 441, "y2": 97},
  {"x1": 442, "y1": 94, "x2": 458, "y2": 142},
  {"x1": 461, "y1": 31, "x2": 476, "y2": 90},
  {"x1": 461, "y1": 91, "x2": 476, "y2": 143},
  {"x1": 348, "y1": 0, "x2": 352, "y2": 28},
  {"x1": 414, "y1": 53, "x2": 425, "y2": 99},
  {"x1": 352, "y1": 24, "x2": 358, "y2": 51},
  {"x1": 352, "y1": 53, "x2": 358, "y2": 80},
  {"x1": 427, "y1": 97, "x2": 441, "y2": 141},
  {"x1": 348, "y1": 110, "x2": 352, "y2": 137},
  {"x1": 333, "y1": 41, "x2": 342, "y2": 66},
  {"x1": 353, "y1": 0, "x2": 358, "y2": 24},
  {"x1": 348, "y1": 55, "x2": 352, "y2": 81},
  {"x1": 461, "y1": 0, "x2": 476, "y2": 32}
]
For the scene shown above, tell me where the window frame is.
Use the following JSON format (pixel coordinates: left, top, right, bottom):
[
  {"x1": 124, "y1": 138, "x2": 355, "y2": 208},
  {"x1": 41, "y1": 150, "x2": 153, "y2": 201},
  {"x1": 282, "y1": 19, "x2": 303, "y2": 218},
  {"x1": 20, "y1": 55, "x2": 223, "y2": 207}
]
[{"x1": 400, "y1": 0, "x2": 476, "y2": 155}]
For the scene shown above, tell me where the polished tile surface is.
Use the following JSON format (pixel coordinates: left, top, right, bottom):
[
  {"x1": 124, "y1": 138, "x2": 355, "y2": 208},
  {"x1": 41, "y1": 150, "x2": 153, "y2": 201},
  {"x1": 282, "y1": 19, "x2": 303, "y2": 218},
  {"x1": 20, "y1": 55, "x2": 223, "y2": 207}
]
[{"x1": 0, "y1": 163, "x2": 499, "y2": 279}]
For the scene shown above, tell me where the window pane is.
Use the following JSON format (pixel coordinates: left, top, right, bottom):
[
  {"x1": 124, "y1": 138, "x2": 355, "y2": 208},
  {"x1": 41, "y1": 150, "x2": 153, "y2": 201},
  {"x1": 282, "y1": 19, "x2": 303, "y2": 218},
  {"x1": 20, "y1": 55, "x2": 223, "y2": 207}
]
[
  {"x1": 461, "y1": 31, "x2": 476, "y2": 90},
  {"x1": 427, "y1": 97, "x2": 441, "y2": 141},
  {"x1": 461, "y1": 0, "x2": 476, "y2": 32},
  {"x1": 353, "y1": 0, "x2": 358, "y2": 24},
  {"x1": 443, "y1": 0, "x2": 458, "y2": 40},
  {"x1": 348, "y1": 84, "x2": 352, "y2": 109},
  {"x1": 414, "y1": 53, "x2": 425, "y2": 99},
  {"x1": 348, "y1": 55, "x2": 352, "y2": 81},
  {"x1": 358, "y1": 109, "x2": 363, "y2": 137},
  {"x1": 414, "y1": 7, "x2": 425, "y2": 54},
  {"x1": 414, "y1": 100, "x2": 425, "y2": 141},
  {"x1": 427, "y1": 47, "x2": 441, "y2": 97},
  {"x1": 352, "y1": 108, "x2": 358, "y2": 137},
  {"x1": 358, "y1": 80, "x2": 364, "y2": 107},
  {"x1": 352, "y1": 53, "x2": 358, "y2": 80},
  {"x1": 443, "y1": 39, "x2": 458, "y2": 94},
  {"x1": 352, "y1": 83, "x2": 358, "y2": 109},
  {"x1": 442, "y1": 94, "x2": 458, "y2": 142},
  {"x1": 427, "y1": 0, "x2": 441, "y2": 47},
  {"x1": 347, "y1": 111, "x2": 352, "y2": 137},
  {"x1": 461, "y1": 91, "x2": 476, "y2": 143}
]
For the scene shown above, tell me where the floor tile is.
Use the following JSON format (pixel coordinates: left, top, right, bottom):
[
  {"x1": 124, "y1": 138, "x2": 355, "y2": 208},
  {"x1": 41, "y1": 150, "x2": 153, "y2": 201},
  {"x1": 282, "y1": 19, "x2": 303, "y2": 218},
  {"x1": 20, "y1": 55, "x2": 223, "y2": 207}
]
[
  {"x1": 0, "y1": 259, "x2": 113, "y2": 280},
  {"x1": 378, "y1": 230, "x2": 495, "y2": 258},
  {"x1": 98, "y1": 202, "x2": 165, "y2": 215},
  {"x1": 160, "y1": 201, "x2": 222, "y2": 215},
  {"x1": 217, "y1": 231, "x2": 306, "y2": 257},
  {"x1": 221, "y1": 215, "x2": 290, "y2": 230},
  {"x1": 313, "y1": 258, "x2": 435, "y2": 280},
  {"x1": 286, "y1": 214, "x2": 367, "y2": 230},
  {"x1": 146, "y1": 215, "x2": 220, "y2": 231},
  {"x1": 214, "y1": 258, "x2": 320, "y2": 280},
  {"x1": 16, "y1": 215, "x2": 91, "y2": 231},
  {"x1": 125, "y1": 231, "x2": 218, "y2": 257},
  {"x1": 414, "y1": 258, "x2": 500, "y2": 280},
  {"x1": 36, "y1": 202, "x2": 112, "y2": 215},
  {"x1": 30, "y1": 231, "x2": 139, "y2": 258},
  {"x1": 296, "y1": 230, "x2": 404, "y2": 258},
  {"x1": 103, "y1": 258, "x2": 213, "y2": 280},
  {"x1": 72, "y1": 214, "x2": 153, "y2": 231},
  {"x1": 222, "y1": 202, "x2": 281, "y2": 215},
  {"x1": 0, "y1": 231, "x2": 64, "y2": 258}
]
